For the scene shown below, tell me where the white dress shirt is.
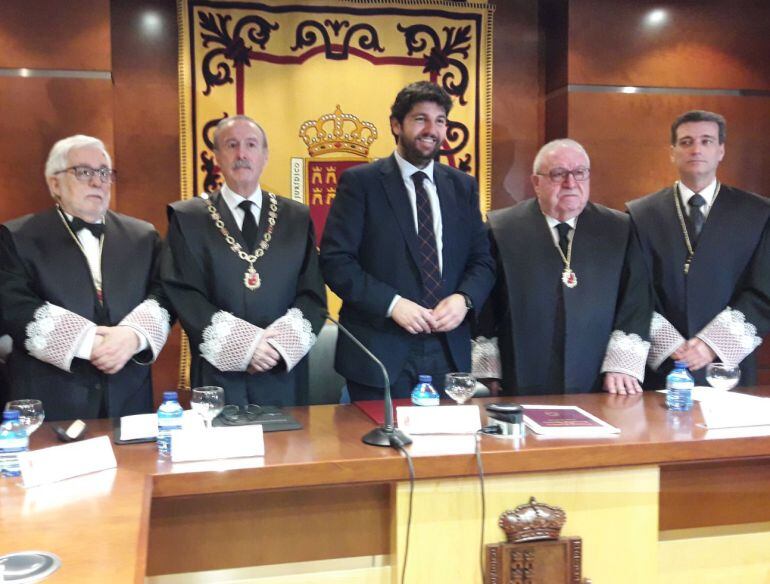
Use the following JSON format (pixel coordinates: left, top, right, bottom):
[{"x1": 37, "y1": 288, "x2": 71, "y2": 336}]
[
  {"x1": 220, "y1": 182, "x2": 263, "y2": 229},
  {"x1": 678, "y1": 179, "x2": 718, "y2": 220},
  {"x1": 62, "y1": 211, "x2": 149, "y2": 359},
  {"x1": 388, "y1": 151, "x2": 445, "y2": 316},
  {"x1": 543, "y1": 214, "x2": 577, "y2": 247}
]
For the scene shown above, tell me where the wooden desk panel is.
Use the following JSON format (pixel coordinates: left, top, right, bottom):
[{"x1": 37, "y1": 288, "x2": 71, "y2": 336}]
[
  {"x1": 660, "y1": 458, "x2": 770, "y2": 531},
  {"x1": 147, "y1": 484, "x2": 390, "y2": 575},
  {"x1": 0, "y1": 469, "x2": 151, "y2": 583},
  {"x1": 5, "y1": 389, "x2": 770, "y2": 580}
]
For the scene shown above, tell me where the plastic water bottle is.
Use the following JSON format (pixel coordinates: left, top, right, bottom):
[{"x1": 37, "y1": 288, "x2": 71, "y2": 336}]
[
  {"x1": 157, "y1": 391, "x2": 184, "y2": 456},
  {"x1": 0, "y1": 410, "x2": 29, "y2": 477},
  {"x1": 411, "y1": 375, "x2": 440, "y2": 406},
  {"x1": 666, "y1": 361, "x2": 694, "y2": 411}
]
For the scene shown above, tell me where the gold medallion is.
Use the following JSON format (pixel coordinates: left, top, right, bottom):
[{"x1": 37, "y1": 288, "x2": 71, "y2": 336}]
[
  {"x1": 207, "y1": 193, "x2": 278, "y2": 291},
  {"x1": 244, "y1": 266, "x2": 261, "y2": 290},
  {"x1": 562, "y1": 268, "x2": 577, "y2": 288}
]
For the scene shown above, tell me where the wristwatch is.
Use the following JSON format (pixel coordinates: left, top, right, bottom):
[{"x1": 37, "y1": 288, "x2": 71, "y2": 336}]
[{"x1": 459, "y1": 292, "x2": 473, "y2": 311}]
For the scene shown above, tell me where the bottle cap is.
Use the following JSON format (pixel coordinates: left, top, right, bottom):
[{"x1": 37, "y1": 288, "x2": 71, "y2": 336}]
[
  {"x1": 418, "y1": 375, "x2": 432, "y2": 383},
  {"x1": 673, "y1": 361, "x2": 688, "y2": 369},
  {"x1": 2, "y1": 410, "x2": 20, "y2": 421},
  {"x1": 162, "y1": 391, "x2": 179, "y2": 401}
]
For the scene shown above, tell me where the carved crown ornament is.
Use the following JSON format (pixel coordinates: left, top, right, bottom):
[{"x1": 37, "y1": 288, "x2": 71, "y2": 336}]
[
  {"x1": 498, "y1": 497, "x2": 567, "y2": 543},
  {"x1": 299, "y1": 105, "x2": 378, "y2": 157}
]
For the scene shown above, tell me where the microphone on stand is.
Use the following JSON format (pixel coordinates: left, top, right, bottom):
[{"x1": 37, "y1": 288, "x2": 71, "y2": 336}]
[{"x1": 325, "y1": 313, "x2": 411, "y2": 447}]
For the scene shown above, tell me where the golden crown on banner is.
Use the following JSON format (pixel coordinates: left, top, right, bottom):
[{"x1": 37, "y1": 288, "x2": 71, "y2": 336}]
[{"x1": 299, "y1": 105, "x2": 378, "y2": 157}]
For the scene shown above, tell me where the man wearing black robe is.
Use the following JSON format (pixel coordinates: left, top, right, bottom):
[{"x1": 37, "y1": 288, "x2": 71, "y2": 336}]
[
  {"x1": 0, "y1": 135, "x2": 172, "y2": 421},
  {"x1": 475, "y1": 139, "x2": 652, "y2": 395},
  {"x1": 162, "y1": 116, "x2": 326, "y2": 407},
  {"x1": 627, "y1": 110, "x2": 770, "y2": 387}
]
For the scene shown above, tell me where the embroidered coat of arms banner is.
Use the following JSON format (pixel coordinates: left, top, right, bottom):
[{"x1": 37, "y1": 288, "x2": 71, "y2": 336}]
[
  {"x1": 178, "y1": 0, "x2": 494, "y2": 222},
  {"x1": 176, "y1": 0, "x2": 493, "y2": 388}
]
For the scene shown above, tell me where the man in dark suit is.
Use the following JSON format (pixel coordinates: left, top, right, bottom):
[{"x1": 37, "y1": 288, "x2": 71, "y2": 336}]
[
  {"x1": 320, "y1": 81, "x2": 495, "y2": 400},
  {"x1": 475, "y1": 139, "x2": 652, "y2": 396},
  {"x1": 628, "y1": 110, "x2": 770, "y2": 387},
  {"x1": 162, "y1": 115, "x2": 326, "y2": 407},
  {"x1": 0, "y1": 135, "x2": 172, "y2": 421}
]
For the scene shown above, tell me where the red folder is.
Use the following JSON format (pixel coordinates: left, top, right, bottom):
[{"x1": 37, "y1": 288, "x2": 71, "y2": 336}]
[{"x1": 354, "y1": 399, "x2": 413, "y2": 425}]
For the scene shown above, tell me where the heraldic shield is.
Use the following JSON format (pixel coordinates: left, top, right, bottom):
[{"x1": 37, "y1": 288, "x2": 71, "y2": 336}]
[{"x1": 291, "y1": 105, "x2": 378, "y2": 243}]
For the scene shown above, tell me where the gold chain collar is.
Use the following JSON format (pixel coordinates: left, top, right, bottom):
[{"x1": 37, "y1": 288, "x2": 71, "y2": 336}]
[
  {"x1": 544, "y1": 213, "x2": 579, "y2": 288},
  {"x1": 206, "y1": 192, "x2": 279, "y2": 290}
]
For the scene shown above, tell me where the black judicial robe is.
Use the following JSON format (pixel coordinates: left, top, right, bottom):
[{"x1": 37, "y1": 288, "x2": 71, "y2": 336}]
[
  {"x1": 162, "y1": 191, "x2": 326, "y2": 407},
  {"x1": 483, "y1": 199, "x2": 652, "y2": 394},
  {"x1": 628, "y1": 185, "x2": 770, "y2": 387},
  {"x1": 0, "y1": 208, "x2": 169, "y2": 421}
]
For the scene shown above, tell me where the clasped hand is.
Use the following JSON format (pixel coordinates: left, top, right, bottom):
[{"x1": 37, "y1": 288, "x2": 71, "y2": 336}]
[
  {"x1": 90, "y1": 326, "x2": 140, "y2": 374},
  {"x1": 391, "y1": 294, "x2": 468, "y2": 335},
  {"x1": 672, "y1": 338, "x2": 716, "y2": 371},
  {"x1": 248, "y1": 329, "x2": 282, "y2": 374}
]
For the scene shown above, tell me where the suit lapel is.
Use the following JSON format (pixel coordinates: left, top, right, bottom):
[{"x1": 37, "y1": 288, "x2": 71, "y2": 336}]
[
  {"x1": 380, "y1": 155, "x2": 421, "y2": 269},
  {"x1": 434, "y1": 164, "x2": 457, "y2": 280},
  {"x1": 100, "y1": 211, "x2": 121, "y2": 312},
  {"x1": 49, "y1": 208, "x2": 98, "y2": 317},
  {"x1": 693, "y1": 184, "x2": 733, "y2": 256},
  {"x1": 212, "y1": 190, "x2": 250, "y2": 250}
]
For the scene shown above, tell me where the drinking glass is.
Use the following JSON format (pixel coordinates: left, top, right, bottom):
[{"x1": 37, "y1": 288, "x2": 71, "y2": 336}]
[
  {"x1": 5, "y1": 399, "x2": 45, "y2": 436},
  {"x1": 190, "y1": 386, "x2": 225, "y2": 428},
  {"x1": 705, "y1": 363, "x2": 740, "y2": 391},
  {"x1": 444, "y1": 372, "x2": 477, "y2": 405}
]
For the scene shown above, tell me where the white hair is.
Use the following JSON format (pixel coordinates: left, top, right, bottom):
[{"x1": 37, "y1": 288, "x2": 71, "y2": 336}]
[
  {"x1": 532, "y1": 139, "x2": 590, "y2": 174},
  {"x1": 45, "y1": 135, "x2": 112, "y2": 180}
]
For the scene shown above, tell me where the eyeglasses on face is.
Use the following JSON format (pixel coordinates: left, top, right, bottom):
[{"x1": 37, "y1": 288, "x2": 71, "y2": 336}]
[
  {"x1": 55, "y1": 166, "x2": 117, "y2": 184},
  {"x1": 538, "y1": 167, "x2": 590, "y2": 182}
]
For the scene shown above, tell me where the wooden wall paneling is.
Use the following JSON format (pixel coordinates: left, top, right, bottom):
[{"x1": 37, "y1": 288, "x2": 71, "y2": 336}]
[
  {"x1": 110, "y1": 0, "x2": 181, "y2": 400},
  {"x1": 568, "y1": 0, "x2": 770, "y2": 90},
  {"x1": 110, "y1": 0, "x2": 180, "y2": 232},
  {"x1": 539, "y1": 0, "x2": 568, "y2": 95},
  {"x1": 566, "y1": 92, "x2": 770, "y2": 211},
  {"x1": 490, "y1": 1, "x2": 543, "y2": 209},
  {"x1": 544, "y1": 91, "x2": 568, "y2": 143},
  {"x1": 0, "y1": 0, "x2": 111, "y2": 70},
  {"x1": 0, "y1": 77, "x2": 114, "y2": 222}
]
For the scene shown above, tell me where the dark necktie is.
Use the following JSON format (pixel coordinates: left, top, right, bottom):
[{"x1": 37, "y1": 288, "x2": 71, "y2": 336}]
[
  {"x1": 549, "y1": 222, "x2": 572, "y2": 392},
  {"x1": 688, "y1": 193, "x2": 706, "y2": 241},
  {"x1": 555, "y1": 222, "x2": 571, "y2": 256},
  {"x1": 70, "y1": 217, "x2": 104, "y2": 238},
  {"x1": 238, "y1": 200, "x2": 258, "y2": 251},
  {"x1": 411, "y1": 171, "x2": 442, "y2": 308}
]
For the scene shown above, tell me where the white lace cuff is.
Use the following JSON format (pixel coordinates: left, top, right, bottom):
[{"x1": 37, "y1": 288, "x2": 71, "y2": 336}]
[
  {"x1": 472, "y1": 336, "x2": 501, "y2": 379},
  {"x1": 119, "y1": 298, "x2": 171, "y2": 361},
  {"x1": 265, "y1": 308, "x2": 317, "y2": 372},
  {"x1": 601, "y1": 330, "x2": 650, "y2": 381},
  {"x1": 200, "y1": 311, "x2": 264, "y2": 372},
  {"x1": 696, "y1": 307, "x2": 762, "y2": 367},
  {"x1": 648, "y1": 312, "x2": 686, "y2": 370},
  {"x1": 24, "y1": 303, "x2": 95, "y2": 372}
]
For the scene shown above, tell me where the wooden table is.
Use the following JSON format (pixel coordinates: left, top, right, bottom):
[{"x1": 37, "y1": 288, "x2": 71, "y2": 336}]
[{"x1": 2, "y1": 390, "x2": 770, "y2": 583}]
